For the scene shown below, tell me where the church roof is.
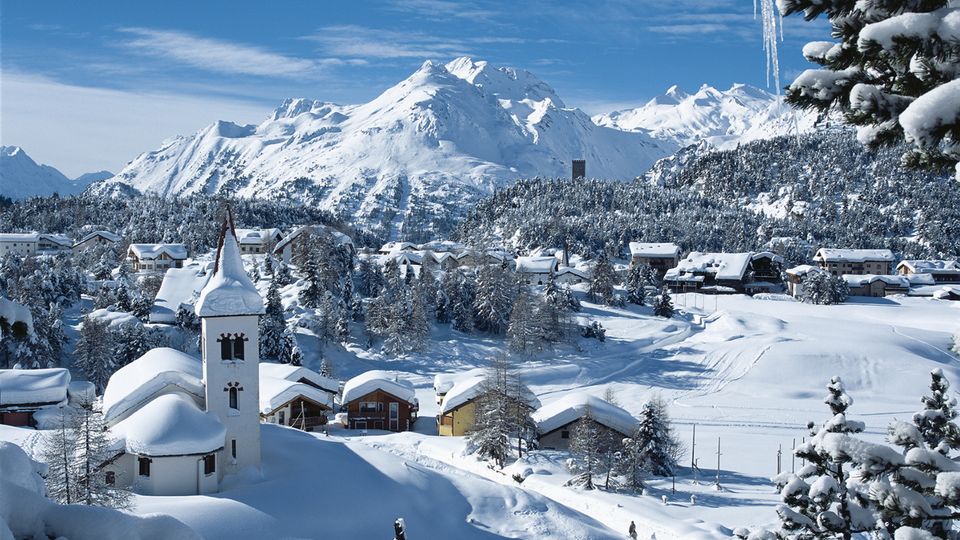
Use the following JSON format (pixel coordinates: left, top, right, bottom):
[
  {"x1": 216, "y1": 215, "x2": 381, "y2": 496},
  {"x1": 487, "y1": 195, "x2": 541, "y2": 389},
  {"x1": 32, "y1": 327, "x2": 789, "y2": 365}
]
[
  {"x1": 102, "y1": 347, "x2": 204, "y2": 425},
  {"x1": 195, "y1": 210, "x2": 265, "y2": 318},
  {"x1": 111, "y1": 393, "x2": 225, "y2": 457}
]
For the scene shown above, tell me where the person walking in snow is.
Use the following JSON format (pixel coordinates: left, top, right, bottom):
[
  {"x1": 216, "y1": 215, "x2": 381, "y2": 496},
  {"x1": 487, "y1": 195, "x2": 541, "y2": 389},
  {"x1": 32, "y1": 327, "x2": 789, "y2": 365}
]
[{"x1": 628, "y1": 521, "x2": 637, "y2": 539}]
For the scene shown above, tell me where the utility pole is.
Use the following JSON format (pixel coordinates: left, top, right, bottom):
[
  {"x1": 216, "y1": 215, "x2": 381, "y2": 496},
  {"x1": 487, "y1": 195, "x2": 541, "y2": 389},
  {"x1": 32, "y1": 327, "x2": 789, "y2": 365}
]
[
  {"x1": 777, "y1": 444, "x2": 782, "y2": 475},
  {"x1": 691, "y1": 424, "x2": 696, "y2": 470},
  {"x1": 791, "y1": 438, "x2": 796, "y2": 473},
  {"x1": 715, "y1": 437, "x2": 722, "y2": 490}
]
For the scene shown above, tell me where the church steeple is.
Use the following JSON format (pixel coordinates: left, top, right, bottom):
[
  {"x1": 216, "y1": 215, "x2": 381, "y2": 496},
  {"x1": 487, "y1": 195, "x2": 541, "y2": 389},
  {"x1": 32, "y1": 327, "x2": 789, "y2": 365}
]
[{"x1": 196, "y1": 209, "x2": 265, "y2": 318}]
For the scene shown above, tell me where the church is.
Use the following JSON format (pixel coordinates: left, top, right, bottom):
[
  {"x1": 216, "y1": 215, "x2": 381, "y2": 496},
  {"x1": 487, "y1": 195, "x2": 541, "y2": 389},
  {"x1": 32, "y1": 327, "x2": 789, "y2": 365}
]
[{"x1": 101, "y1": 211, "x2": 265, "y2": 496}]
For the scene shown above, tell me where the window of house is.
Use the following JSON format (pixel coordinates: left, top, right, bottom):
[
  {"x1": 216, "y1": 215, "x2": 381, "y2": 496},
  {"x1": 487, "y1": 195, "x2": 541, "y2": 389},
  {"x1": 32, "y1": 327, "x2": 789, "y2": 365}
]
[
  {"x1": 561, "y1": 430, "x2": 570, "y2": 439},
  {"x1": 138, "y1": 457, "x2": 151, "y2": 477},
  {"x1": 105, "y1": 471, "x2": 116, "y2": 485},
  {"x1": 229, "y1": 386, "x2": 238, "y2": 410},
  {"x1": 278, "y1": 411, "x2": 285, "y2": 425},
  {"x1": 203, "y1": 454, "x2": 216, "y2": 475},
  {"x1": 359, "y1": 401, "x2": 378, "y2": 413}
]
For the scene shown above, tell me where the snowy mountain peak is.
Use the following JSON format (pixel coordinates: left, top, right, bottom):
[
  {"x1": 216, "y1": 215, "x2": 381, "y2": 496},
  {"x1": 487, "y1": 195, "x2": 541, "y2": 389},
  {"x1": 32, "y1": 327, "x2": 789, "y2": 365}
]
[
  {"x1": 1, "y1": 145, "x2": 25, "y2": 158},
  {"x1": 444, "y1": 56, "x2": 564, "y2": 107},
  {"x1": 0, "y1": 146, "x2": 95, "y2": 200}
]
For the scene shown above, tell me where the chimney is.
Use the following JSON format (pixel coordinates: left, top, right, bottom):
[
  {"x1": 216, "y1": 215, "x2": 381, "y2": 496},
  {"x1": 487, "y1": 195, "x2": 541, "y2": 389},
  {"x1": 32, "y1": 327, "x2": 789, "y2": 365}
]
[{"x1": 572, "y1": 159, "x2": 585, "y2": 181}]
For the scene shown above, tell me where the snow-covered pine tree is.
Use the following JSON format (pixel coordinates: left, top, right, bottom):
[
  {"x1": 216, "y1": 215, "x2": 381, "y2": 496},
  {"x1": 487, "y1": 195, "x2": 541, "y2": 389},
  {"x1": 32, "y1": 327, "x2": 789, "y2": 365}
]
[
  {"x1": 914, "y1": 368, "x2": 960, "y2": 455},
  {"x1": 631, "y1": 395, "x2": 682, "y2": 477},
  {"x1": 38, "y1": 406, "x2": 76, "y2": 504},
  {"x1": 259, "y1": 278, "x2": 287, "y2": 360},
  {"x1": 319, "y1": 358, "x2": 334, "y2": 378},
  {"x1": 589, "y1": 254, "x2": 617, "y2": 305},
  {"x1": 112, "y1": 322, "x2": 151, "y2": 367},
  {"x1": 567, "y1": 409, "x2": 607, "y2": 490},
  {"x1": 507, "y1": 288, "x2": 542, "y2": 354},
  {"x1": 274, "y1": 261, "x2": 293, "y2": 287},
  {"x1": 74, "y1": 315, "x2": 115, "y2": 392},
  {"x1": 468, "y1": 355, "x2": 534, "y2": 467},
  {"x1": 472, "y1": 262, "x2": 516, "y2": 335},
  {"x1": 652, "y1": 290, "x2": 674, "y2": 318},
  {"x1": 779, "y1": 0, "x2": 960, "y2": 178},
  {"x1": 114, "y1": 282, "x2": 131, "y2": 313},
  {"x1": 625, "y1": 263, "x2": 657, "y2": 305},
  {"x1": 298, "y1": 244, "x2": 326, "y2": 308},
  {"x1": 73, "y1": 397, "x2": 131, "y2": 508}
]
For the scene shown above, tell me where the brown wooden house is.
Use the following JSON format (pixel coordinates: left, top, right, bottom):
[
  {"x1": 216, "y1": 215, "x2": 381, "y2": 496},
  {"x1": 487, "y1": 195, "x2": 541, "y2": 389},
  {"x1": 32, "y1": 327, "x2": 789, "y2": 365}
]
[{"x1": 341, "y1": 371, "x2": 418, "y2": 432}]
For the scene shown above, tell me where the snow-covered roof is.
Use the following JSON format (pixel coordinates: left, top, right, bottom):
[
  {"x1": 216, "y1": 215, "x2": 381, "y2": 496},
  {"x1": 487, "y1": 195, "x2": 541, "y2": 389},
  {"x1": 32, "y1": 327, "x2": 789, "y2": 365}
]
[
  {"x1": 933, "y1": 286, "x2": 960, "y2": 300},
  {"x1": 39, "y1": 234, "x2": 73, "y2": 248},
  {"x1": 259, "y1": 377, "x2": 335, "y2": 415},
  {"x1": 342, "y1": 370, "x2": 416, "y2": 405},
  {"x1": 111, "y1": 393, "x2": 225, "y2": 457},
  {"x1": 556, "y1": 266, "x2": 591, "y2": 279},
  {"x1": 417, "y1": 240, "x2": 464, "y2": 253},
  {"x1": 532, "y1": 394, "x2": 639, "y2": 437},
  {"x1": 0, "y1": 368, "x2": 70, "y2": 407},
  {"x1": 750, "y1": 251, "x2": 784, "y2": 263},
  {"x1": 76, "y1": 230, "x2": 121, "y2": 245},
  {"x1": 87, "y1": 308, "x2": 142, "y2": 329},
  {"x1": 842, "y1": 274, "x2": 910, "y2": 288},
  {"x1": 0, "y1": 296, "x2": 33, "y2": 339},
  {"x1": 0, "y1": 233, "x2": 39, "y2": 242},
  {"x1": 897, "y1": 260, "x2": 960, "y2": 274},
  {"x1": 195, "y1": 214, "x2": 265, "y2": 318},
  {"x1": 102, "y1": 347, "x2": 204, "y2": 424},
  {"x1": 259, "y1": 362, "x2": 339, "y2": 394},
  {"x1": 814, "y1": 248, "x2": 895, "y2": 263},
  {"x1": 785, "y1": 264, "x2": 824, "y2": 278},
  {"x1": 666, "y1": 252, "x2": 753, "y2": 281},
  {"x1": 234, "y1": 228, "x2": 282, "y2": 245},
  {"x1": 516, "y1": 256, "x2": 558, "y2": 274},
  {"x1": 149, "y1": 263, "x2": 212, "y2": 323},
  {"x1": 274, "y1": 225, "x2": 353, "y2": 254},
  {"x1": 629, "y1": 242, "x2": 680, "y2": 258},
  {"x1": 128, "y1": 243, "x2": 188, "y2": 260},
  {"x1": 380, "y1": 241, "x2": 416, "y2": 253},
  {"x1": 433, "y1": 368, "x2": 486, "y2": 396},
  {"x1": 439, "y1": 374, "x2": 540, "y2": 415}
]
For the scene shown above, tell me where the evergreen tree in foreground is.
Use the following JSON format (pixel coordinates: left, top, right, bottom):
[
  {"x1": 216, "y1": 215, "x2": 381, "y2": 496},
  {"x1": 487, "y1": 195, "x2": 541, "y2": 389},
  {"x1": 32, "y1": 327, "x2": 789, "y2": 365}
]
[
  {"x1": 468, "y1": 355, "x2": 536, "y2": 468},
  {"x1": 652, "y1": 290, "x2": 674, "y2": 318},
  {"x1": 259, "y1": 278, "x2": 287, "y2": 360},
  {"x1": 39, "y1": 407, "x2": 76, "y2": 504},
  {"x1": 73, "y1": 397, "x2": 132, "y2": 508}
]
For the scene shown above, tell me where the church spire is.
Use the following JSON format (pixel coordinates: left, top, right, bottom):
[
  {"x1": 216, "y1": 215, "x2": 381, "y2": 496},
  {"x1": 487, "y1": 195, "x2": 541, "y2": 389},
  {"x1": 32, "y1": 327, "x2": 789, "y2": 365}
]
[{"x1": 195, "y1": 208, "x2": 265, "y2": 318}]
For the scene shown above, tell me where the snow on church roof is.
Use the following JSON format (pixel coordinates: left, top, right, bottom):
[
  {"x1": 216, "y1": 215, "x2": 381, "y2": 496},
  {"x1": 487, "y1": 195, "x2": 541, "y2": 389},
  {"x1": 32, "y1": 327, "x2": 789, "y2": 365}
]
[
  {"x1": 259, "y1": 363, "x2": 339, "y2": 395},
  {"x1": 0, "y1": 368, "x2": 70, "y2": 406},
  {"x1": 195, "y1": 212, "x2": 265, "y2": 318},
  {"x1": 111, "y1": 393, "x2": 225, "y2": 457},
  {"x1": 532, "y1": 394, "x2": 639, "y2": 437},
  {"x1": 629, "y1": 242, "x2": 680, "y2": 258},
  {"x1": 342, "y1": 371, "x2": 416, "y2": 405},
  {"x1": 102, "y1": 347, "x2": 204, "y2": 424}
]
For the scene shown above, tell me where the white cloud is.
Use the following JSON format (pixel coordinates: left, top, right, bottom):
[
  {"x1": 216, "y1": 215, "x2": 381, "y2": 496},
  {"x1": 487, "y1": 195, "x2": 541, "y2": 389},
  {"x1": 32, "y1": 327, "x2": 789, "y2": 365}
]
[
  {"x1": 304, "y1": 25, "x2": 471, "y2": 59},
  {"x1": 0, "y1": 71, "x2": 271, "y2": 177},
  {"x1": 118, "y1": 27, "x2": 336, "y2": 78}
]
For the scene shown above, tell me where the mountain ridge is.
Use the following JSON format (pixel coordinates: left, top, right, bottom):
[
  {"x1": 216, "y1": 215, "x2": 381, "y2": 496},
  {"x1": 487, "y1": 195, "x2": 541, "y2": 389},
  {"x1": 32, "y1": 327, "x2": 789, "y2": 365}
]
[{"x1": 0, "y1": 146, "x2": 104, "y2": 200}]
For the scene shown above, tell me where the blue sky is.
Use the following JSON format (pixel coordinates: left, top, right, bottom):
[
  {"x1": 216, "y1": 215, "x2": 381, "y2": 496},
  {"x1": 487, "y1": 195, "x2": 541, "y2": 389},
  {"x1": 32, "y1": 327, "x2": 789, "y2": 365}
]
[{"x1": 0, "y1": 0, "x2": 830, "y2": 176}]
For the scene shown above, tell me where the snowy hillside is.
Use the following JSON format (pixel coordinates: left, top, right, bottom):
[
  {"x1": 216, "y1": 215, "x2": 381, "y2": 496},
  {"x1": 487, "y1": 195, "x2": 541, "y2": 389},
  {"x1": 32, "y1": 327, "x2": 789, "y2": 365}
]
[
  {"x1": 0, "y1": 146, "x2": 97, "y2": 200},
  {"x1": 98, "y1": 58, "x2": 671, "y2": 240},
  {"x1": 593, "y1": 84, "x2": 819, "y2": 150}
]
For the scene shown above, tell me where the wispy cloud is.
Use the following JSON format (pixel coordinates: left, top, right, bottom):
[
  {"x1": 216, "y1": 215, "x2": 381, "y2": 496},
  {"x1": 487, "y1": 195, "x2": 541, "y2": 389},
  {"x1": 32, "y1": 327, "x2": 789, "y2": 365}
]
[
  {"x1": 117, "y1": 27, "x2": 350, "y2": 78},
  {"x1": 303, "y1": 25, "x2": 472, "y2": 59},
  {"x1": 386, "y1": 0, "x2": 500, "y2": 21}
]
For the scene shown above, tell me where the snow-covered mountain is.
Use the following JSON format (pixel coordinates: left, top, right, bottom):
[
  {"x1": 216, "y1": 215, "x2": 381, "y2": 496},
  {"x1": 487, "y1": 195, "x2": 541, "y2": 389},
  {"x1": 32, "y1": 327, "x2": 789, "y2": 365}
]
[
  {"x1": 0, "y1": 146, "x2": 98, "y2": 200},
  {"x1": 593, "y1": 84, "x2": 819, "y2": 150},
  {"x1": 100, "y1": 58, "x2": 672, "y2": 239}
]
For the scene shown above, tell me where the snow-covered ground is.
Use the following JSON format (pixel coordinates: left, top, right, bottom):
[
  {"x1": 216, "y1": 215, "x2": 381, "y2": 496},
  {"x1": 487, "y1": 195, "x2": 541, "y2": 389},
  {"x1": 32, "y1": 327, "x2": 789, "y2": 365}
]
[{"x1": 4, "y1": 286, "x2": 959, "y2": 538}]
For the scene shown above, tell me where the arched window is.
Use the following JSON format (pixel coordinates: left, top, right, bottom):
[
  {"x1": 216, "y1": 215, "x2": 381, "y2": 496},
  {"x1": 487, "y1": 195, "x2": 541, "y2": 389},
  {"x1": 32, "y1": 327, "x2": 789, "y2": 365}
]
[
  {"x1": 220, "y1": 335, "x2": 232, "y2": 360},
  {"x1": 233, "y1": 335, "x2": 245, "y2": 360},
  {"x1": 229, "y1": 386, "x2": 238, "y2": 410}
]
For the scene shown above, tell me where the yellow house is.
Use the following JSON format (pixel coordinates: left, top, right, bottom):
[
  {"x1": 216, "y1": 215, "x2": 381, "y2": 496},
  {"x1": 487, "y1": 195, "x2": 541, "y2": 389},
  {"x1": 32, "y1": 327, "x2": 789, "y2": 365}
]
[
  {"x1": 439, "y1": 398, "x2": 478, "y2": 436},
  {"x1": 435, "y1": 370, "x2": 540, "y2": 437}
]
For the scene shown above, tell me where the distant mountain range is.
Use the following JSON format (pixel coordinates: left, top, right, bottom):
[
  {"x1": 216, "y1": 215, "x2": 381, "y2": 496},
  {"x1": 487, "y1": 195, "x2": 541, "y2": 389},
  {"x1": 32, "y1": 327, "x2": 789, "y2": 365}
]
[
  {"x1": 8, "y1": 58, "x2": 818, "y2": 237},
  {"x1": 0, "y1": 146, "x2": 111, "y2": 200}
]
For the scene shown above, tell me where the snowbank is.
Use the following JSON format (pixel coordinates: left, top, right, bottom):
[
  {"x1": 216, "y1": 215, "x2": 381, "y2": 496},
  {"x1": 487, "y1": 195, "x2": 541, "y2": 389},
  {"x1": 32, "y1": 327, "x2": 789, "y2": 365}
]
[
  {"x1": 195, "y1": 223, "x2": 264, "y2": 317},
  {"x1": 0, "y1": 368, "x2": 70, "y2": 406},
  {"x1": 532, "y1": 394, "x2": 639, "y2": 436},
  {"x1": 102, "y1": 347, "x2": 203, "y2": 424},
  {"x1": 111, "y1": 393, "x2": 226, "y2": 456},
  {"x1": 0, "y1": 441, "x2": 200, "y2": 540},
  {"x1": 259, "y1": 362, "x2": 339, "y2": 394},
  {"x1": 342, "y1": 371, "x2": 416, "y2": 404},
  {"x1": 88, "y1": 308, "x2": 142, "y2": 329}
]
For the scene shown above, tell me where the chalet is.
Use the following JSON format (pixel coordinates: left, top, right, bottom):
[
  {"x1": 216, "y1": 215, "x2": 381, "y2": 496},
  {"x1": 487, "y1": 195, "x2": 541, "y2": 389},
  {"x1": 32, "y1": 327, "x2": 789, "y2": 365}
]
[
  {"x1": 379, "y1": 241, "x2": 416, "y2": 254},
  {"x1": 72, "y1": 230, "x2": 121, "y2": 253},
  {"x1": 843, "y1": 274, "x2": 912, "y2": 297},
  {"x1": 434, "y1": 370, "x2": 539, "y2": 437},
  {"x1": 0, "y1": 368, "x2": 70, "y2": 427},
  {"x1": 234, "y1": 228, "x2": 283, "y2": 255},
  {"x1": 259, "y1": 363, "x2": 338, "y2": 430},
  {"x1": 423, "y1": 251, "x2": 459, "y2": 271},
  {"x1": 665, "y1": 252, "x2": 783, "y2": 294},
  {"x1": 555, "y1": 266, "x2": 591, "y2": 285},
  {"x1": 341, "y1": 371, "x2": 418, "y2": 432},
  {"x1": 628, "y1": 242, "x2": 681, "y2": 276},
  {"x1": 0, "y1": 233, "x2": 39, "y2": 257},
  {"x1": 784, "y1": 265, "x2": 825, "y2": 298},
  {"x1": 814, "y1": 249, "x2": 894, "y2": 276},
  {"x1": 127, "y1": 243, "x2": 188, "y2": 272},
  {"x1": 896, "y1": 260, "x2": 960, "y2": 284},
  {"x1": 273, "y1": 225, "x2": 354, "y2": 264},
  {"x1": 532, "y1": 394, "x2": 639, "y2": 451},
  {"x1": 37, "y1": 234, "x2": 73, "y2": 254},
  {"x1": 455, "y1": 250, "x2": 513, "y2": 268},
  {"x1": 516, "y1": 256, "x2": 559, "y2": 285}
]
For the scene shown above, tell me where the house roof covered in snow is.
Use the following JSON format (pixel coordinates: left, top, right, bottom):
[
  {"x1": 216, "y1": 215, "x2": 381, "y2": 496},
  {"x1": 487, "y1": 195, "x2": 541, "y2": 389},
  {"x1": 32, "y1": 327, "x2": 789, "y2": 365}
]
[
  {"x1": 259, "y1": 363, "x2": 339, "y2": 395},
  {"x1": 0, "y1": 233, "x2": 40, "y2": 242},
  {"x1": 814, "y1": 248, "x2": 895, "y2": 263},
  {"x1": 195, "y1": 212, "x2": 264, "y2": 318},
  {"x1": 342, "y1": 371, "x2": 416, "y2": 405},
  {"x1": 933, "y1": 286, "x2": 960, "y2": 300},
  {"x1": 111, "y1": 393, "x2": 225, "y2": 457},
  {"x1": 75, "y1": 230, "x2": 121, "y2": 245},
  {"x1": 532, "y1": 394, "x2": 639, "y2": 437},
  {"x1": 379, "y1": 241, "x2": 416, "y2": 253},
  {"x1": 128, "y1": 243, "x2": 188, "y2": 261},
  {"x1": 234, "y1": 228, "x2": 282, "y2": 245},
  {"x1": 149, "y1": 263, "x2": 212, "y2": 323},
  {"x1": 666, "y1": 252, "x2": 753, "y2": 281},
  {"x1": 417, "y1": 240, "x2": 464, "y2": 253},
  {"x1": 842, "y1": 274, "x2": 911, "y2": 288},
  {"x1": 629, "y1": 242, "x2": 680, "y2": 258},
  {"x1": 102, "y1": 347, "x2": 204, "y2": 424},
  {"x1": 433, "y1": 368, "x2": 486, "y2": 396},
  {"x1": 39, "y1": 234, "x2": 73, "y2": 248},
  {"x1": 516, "y1": 256, "x2": 558, "y2": 274},
  {"x1": 897, "y1": 260, "x2": 960, "y2": 274},
  {"x1": 556, "y1": 266, "x2": 591, "y2": 280},
  {"x1": 259, "y1": 377, "x2": 335, "y2": 415},
  {"x1": 0, "y1": 368, "x2": 70, "y2": 407},
  {"x1": 785, "y1": 264, "x2": 824, "y2": 278},
  {"x1": 274, "y1": 225, "x2": 353, "y2": 254},
  {"x1": 439, "y1": 373, "x2": 540, "y2": 415}
]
